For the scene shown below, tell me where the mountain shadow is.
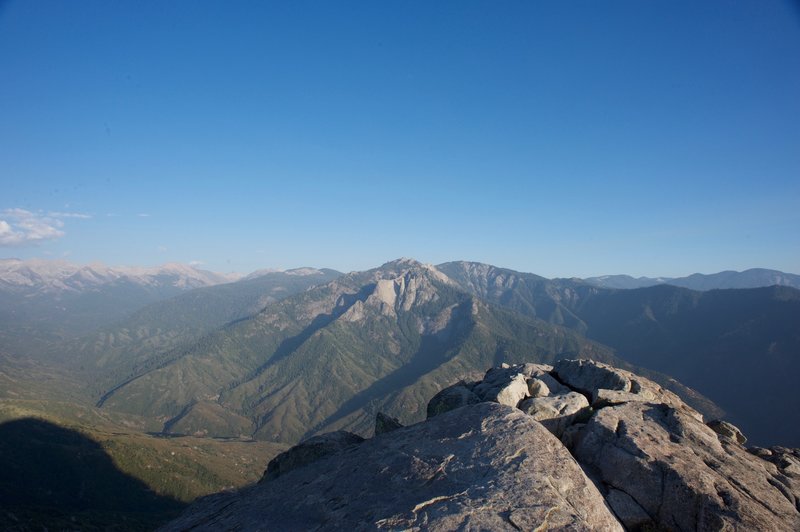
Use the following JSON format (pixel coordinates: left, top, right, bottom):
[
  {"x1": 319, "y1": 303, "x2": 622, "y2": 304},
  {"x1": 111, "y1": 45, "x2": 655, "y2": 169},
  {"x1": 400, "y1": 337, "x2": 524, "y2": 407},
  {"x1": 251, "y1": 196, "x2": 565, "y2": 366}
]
[{"x1": 0, "y1": 417, "x2": 186, "y2": 531}]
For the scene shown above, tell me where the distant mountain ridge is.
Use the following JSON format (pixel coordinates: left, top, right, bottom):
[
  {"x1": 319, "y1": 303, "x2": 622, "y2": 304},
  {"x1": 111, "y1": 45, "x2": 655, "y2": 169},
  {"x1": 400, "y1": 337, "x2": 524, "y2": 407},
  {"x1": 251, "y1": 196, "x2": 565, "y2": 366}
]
[
  {"x1": 0, "y1": 259, "x2": 342, "y2": 356},
  {"x1": 0, "y1": 258, "x2": 240, "y2": 293},
  {"x1": 3, "y1": 258, "x2": 798, "y2": 448},
  {"x1": 62, "y1": 267, "x2": 343, "y2": 388},
  {"x1": 439, "y1": 261, "x2": 800, "y2": 446},
  {"x1": 584, "y1": 268, "x2": 800, "y2": 290},
  {"x1": 4, "y1": 258, "x2": 795, "y2": 293},
  {"x1": 88, "y1": 259, "x2": 718, "y2": 446}
]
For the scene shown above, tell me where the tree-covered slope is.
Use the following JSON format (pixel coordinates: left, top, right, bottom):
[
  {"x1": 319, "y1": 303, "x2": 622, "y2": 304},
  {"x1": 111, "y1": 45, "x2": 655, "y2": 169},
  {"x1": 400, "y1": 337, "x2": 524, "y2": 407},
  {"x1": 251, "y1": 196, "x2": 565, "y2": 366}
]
[
  {"x1": 569, "y1": 284, "x2": 800, "y2": 446},
  {"x1": 440, "y1": 261, "x2": 800, "y2": 446},
  {"x1": 95, "y1": 260, "x2": 625, "y2": 444},
  {"x1": 58, "y1": 268, "x2": 341, "y2": 398}
]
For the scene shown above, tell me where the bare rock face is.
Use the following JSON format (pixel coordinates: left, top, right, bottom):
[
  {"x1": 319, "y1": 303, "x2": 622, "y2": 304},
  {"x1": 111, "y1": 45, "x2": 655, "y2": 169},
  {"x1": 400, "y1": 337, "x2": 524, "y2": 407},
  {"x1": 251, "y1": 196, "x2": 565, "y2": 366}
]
[
  {"x1": 472, "y1": 366, "x2": 529, "y2": 407},
  {"x1": 166, "y1": 359, "x2": 800, "y2": 531},
  {"x1": 749, "y1": 446, "x2": 800, "y2": 508},
  {"x1": 452, "y1": 359, "x2": 799, "y2": 530},
  {"x1": 556, "y1": 358, "x2": 698, "y2": 418},
  {"x1": 518, "y1": 392, "x2": 590, "y2": 438},
  {"x1": 571, "y1": 401, "x2": 800, "y2": 531},
  {"x1": 162, "y1": 403, "x2": 623, "y2": 531},
  {"x1": 553, "y1": 358, "x2": 631, "y2": 394}
]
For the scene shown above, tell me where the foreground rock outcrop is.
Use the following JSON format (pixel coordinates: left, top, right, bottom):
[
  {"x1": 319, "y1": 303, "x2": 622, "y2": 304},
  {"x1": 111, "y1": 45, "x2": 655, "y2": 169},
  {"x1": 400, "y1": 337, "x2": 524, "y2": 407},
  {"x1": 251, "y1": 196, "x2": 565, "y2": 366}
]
[
  {"x1": 163, "y1": 402, "x2": 622, "y2": 531},
  {"x1": 163, "y1": 360, "x2": 800, "y2": 531}
]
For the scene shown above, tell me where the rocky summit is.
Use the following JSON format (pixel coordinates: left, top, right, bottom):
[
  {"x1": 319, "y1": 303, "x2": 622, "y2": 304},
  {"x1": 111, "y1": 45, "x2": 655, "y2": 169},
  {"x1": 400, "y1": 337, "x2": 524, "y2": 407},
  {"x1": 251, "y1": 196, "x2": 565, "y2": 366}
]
[{"x1": 162, "y1": 360, "x2": 800, "y2": 531}]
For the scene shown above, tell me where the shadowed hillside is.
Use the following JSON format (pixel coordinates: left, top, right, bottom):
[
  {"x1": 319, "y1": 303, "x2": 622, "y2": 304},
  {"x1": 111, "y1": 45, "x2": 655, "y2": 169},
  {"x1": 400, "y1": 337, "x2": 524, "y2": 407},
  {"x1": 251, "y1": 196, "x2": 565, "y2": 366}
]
[
  {"x1": 440, "y1": 261, "x2": 800, "y2": 446},
  {"x1": 0, "y1": 417, "x2": 185, "y2": 531}
]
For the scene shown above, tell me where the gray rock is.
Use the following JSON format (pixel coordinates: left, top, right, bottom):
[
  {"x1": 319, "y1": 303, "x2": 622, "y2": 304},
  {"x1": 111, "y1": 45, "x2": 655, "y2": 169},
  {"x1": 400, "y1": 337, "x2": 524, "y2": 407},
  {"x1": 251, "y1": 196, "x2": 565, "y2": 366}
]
[
  {"x1": 618, "y1": 378, "x2": 693, "y2": 416},
  {"x1": 426, "y1": 382, "x2": 481, "y2": 418},
  {"x1": 472, "y1": 366, "x2": 529, "y2": 407},
  {"x1": 553, "y1": 359, "x2": 631, "y2": 395},
  {"x1": 527, "y1": 373, "x2": 571, "y2": 397},
  {"x1": 518, "y1": 392, "x2": 590, "y2": 437},
  {"x1": 751, "y1": 446, "x2": 800, "y2": 510},
  {"x1": 560, "y1": 422, "x2": 586, "y2": 449},
  {"x1": 260, "y1": 430, "x2": 364, "y2": 482},
  {"x1": 163, "y1": 359, "x2": 800, "y2": 532},
  {"x1": 375, "y1": 412, "x2": 403, "y2": 435},
  {"x1": 763, "y1": 447, "x2": 800, "y2": 478},
  {"x1": 556, "y1": 360, "x2": 699, "y2": 419},
  {"x1": 527, "y1": 377, "x2": 551, "y2": 398},
  {"x1": 164, "y1": 403, "x2": 624, "y2": 531},
  {"x1": 572, "y1": 401, "x2": 800, "y2": 531},
  {"x1": 519, "y1": 362, "x2": 554, "y2": 377},
  {"x1": 708, "y1": 419, "x2": 747, "y2": 444},
  {"x1": 606, "y1": 488, "x2": 652, "y2": 530},
  {"x1": 592, "y1": 387, "x2": 667, "y2": 407}
]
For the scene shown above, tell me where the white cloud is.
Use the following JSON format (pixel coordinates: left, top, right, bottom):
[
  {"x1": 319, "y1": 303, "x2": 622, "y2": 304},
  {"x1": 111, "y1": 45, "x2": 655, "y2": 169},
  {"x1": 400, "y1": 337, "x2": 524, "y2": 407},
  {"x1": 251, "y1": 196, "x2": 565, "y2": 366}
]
[
  {"x1": 48, "y1": 211, "x2": 92, "y2": 219},
  {"x1": 138, "y1": 213, "x2": 151, "y2": 218},
  {"x1": 157, "y1": 245, "x2": 168, "y2": 252},
  {"x1": 0, "y1": 208, "x2": 89, "y2": 246},
  {"x1": 189, "y1": 260, "x2": 205, "y2": 266}
]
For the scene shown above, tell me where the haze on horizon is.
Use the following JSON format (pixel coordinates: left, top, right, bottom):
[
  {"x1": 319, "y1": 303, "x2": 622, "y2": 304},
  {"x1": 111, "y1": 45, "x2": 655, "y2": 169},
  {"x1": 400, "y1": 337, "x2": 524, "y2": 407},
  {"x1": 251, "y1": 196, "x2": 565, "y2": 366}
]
[{"x1": 1, "y1": 1, "x2": 798, "y2": 278}]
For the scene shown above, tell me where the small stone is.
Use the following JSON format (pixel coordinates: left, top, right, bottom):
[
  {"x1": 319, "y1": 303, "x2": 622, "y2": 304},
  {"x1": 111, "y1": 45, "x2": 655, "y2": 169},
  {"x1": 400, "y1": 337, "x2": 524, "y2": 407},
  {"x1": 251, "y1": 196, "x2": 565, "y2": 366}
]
[
  {"x1": 527, "y1": 378, "x2": 551, "y2": 398},
  {"x1": 708, "y1": 419, "x2": 747, "y2": 445},
  {"x1": 520, "y1": 362, "x2": 554, "y2": 377}
]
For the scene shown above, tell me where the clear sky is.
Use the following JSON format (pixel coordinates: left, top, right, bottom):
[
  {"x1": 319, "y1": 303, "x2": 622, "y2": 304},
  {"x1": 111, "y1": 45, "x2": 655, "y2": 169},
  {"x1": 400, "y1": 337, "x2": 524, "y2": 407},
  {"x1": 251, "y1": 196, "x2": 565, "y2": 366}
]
[{"x1": 1, "y1": 1, "x2": 799, "y2": 277}]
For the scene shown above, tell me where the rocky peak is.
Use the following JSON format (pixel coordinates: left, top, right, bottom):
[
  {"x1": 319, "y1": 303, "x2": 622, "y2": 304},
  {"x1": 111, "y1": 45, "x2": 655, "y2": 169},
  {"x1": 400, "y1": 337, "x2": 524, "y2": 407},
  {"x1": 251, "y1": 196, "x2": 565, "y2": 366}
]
[
  {"x1": 338, "y1": 259, "x2": 459, "y2": 321},
  {"x1": 378, "y1": 256, "x2": 423, "y2": 270},
  {"x1": 374, "y1": 258, "x2": 452, "y2": 284},
  {"x1": 367, "y1": 270, "x2": 441, "y2": 313},
  {"x1": 162, "y1": 360, "x2": 800, "y2": 531}
]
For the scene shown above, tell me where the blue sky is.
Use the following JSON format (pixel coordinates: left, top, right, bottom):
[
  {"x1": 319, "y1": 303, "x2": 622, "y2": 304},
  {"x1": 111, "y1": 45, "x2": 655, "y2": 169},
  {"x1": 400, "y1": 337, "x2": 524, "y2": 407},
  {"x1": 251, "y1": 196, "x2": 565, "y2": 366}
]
[{"x1": 1, "y1": 1, "x2": 799, "y2": 277}]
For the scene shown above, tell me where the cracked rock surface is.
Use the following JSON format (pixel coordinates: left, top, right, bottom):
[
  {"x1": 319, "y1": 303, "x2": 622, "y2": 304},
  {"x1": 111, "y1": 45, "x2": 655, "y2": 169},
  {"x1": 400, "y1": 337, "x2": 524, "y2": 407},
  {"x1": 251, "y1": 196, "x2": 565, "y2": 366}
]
[
  {"x1": 161, "y1": 402, "x2": 622, "y2": 531},
  {"x1": 163, "y1": 359, "x2": 800, "y2": 531}
]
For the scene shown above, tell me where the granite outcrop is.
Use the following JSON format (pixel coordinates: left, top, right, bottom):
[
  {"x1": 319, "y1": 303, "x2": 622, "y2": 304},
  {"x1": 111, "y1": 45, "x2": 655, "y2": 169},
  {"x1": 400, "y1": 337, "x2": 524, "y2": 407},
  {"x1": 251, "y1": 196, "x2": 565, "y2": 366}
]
[{"x1": 163, "y1": 359, "x2": 800, "y2": 531}]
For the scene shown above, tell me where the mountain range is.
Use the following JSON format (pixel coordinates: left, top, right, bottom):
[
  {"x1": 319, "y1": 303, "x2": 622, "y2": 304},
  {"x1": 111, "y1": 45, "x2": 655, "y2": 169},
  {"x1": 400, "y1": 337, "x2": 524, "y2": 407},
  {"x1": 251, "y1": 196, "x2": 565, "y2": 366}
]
[
  {"x1": 5, "y1": 257, "x2": 786, "y2": 447},
  {"x1": 0, "y1": 258, "x2": 339, "y2": 359},
  {"x1": 441, "y1": 261, "x2": 800, "y2": 446},
  {"x1": 585, "y1": 267, "x2": 800, "y2": 290},
  {"x1": 1, "y1": 256, "x2": 799, "y2": 528},
  {"x1": 3, "y1": 258, "x2": 799, "y2": 446},
  {"x1": 87, "y1": 259, "x2": 629, "y2": 443}
]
